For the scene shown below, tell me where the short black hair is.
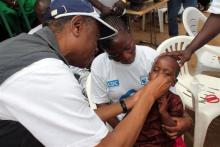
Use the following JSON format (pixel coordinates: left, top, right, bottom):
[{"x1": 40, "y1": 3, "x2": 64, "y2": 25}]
[
  {"x1": 44, "y1": 16, "x2": 73, "y2": 32},
  {"x1": 98, "y1": 16, "x2": 128, "y2": 50},
  {"x1": 35, "y1": 0, "x2": 51, "y2": 23},
  {"x1": 156, "y1": 55, "x2": 180, "y2": 78},
  {"x1": 45, "y1": 16, "x2": 94, "y2": 33}
]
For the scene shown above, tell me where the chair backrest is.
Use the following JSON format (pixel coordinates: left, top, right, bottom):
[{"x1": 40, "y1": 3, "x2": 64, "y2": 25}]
[
  {"x1": 86, "y1": 73, "x2": 97, "y2": 109},
  {"x1": 183, "y1": 7, "x2": 207, "y2": 36},
  {"x1": 157, "y1": 36, "x2": 193, "y2": 78},
  {"x1": 156, "y1": 36, "x2": 198, "y2": 110},
  {"x1": 86, "y1": 73, "x2": 114, "y2": 131}
]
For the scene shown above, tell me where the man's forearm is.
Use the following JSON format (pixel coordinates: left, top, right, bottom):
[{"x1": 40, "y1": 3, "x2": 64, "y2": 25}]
[
  {"x1": 96, "y1": 85, "x2": 156, "y2": 147},
  {"x1": 186, "y1": 14, "x2": 220, "y2": 54},
  {"x1": 94, "y1": 96, "x2": 137, "y2": 122}
]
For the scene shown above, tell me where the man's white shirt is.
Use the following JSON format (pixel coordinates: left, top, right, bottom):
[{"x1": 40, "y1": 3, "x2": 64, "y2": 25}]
[
  {"x1": 0, "y1": 58, "x2": 108, "y2": 147},
  {"x1": 28, "y1": 24, "x2": 42, "y2": 34},
  {"x1": 208, "y1": 0, "x2": 220, "y2": 14}
]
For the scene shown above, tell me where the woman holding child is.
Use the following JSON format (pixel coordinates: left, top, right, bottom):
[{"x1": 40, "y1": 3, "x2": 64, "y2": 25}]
[{"x1": 90, "y1": 16, "x2": 192, "y2": 146}]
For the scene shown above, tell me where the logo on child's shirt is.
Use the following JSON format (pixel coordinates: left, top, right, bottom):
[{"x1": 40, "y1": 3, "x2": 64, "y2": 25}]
[
  {"x1": 107, "y1": 80, "x2": 119, "y2": 87},
  {"x1": 140, "y1": 76, "x2": 148, "y2": 85}
]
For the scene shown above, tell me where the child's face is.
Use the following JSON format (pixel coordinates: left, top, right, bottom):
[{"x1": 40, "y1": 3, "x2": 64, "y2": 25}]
[{"x1": 149, "y1": 56, "x2": 179, "y2": 86}]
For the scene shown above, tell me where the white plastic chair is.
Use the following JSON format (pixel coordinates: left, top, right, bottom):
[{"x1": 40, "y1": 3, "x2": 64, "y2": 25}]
[
  {"x1": 157, "y1": 36, "x2": 220, "y2": 147},
  {"x1": 86, "y1": 73, "x2": 97, "y2": 109},
  {"x1": 183, "y1": 7, "x2": 220, "y2": 46},
  {"x1": 182, "y1": 8, "x2": 220, "y2": 73},
  {"x1": 158, "y1": 7, "x2": 167, "y2": 32},
  {"x1": 183, "y1": 7, "x2": 220, "y2": 73},
  {"x1": 86, "y1": 73, "x2": 113, "y2": 131},
  {"x1": 183, "y1": 7, "x2": 207, "y2": 36}
]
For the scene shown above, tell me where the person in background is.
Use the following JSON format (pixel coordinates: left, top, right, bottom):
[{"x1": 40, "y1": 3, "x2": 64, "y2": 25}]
[
  {"x1": 0, "y1": 0, "x2": 36, "y2": 33},
  {"x1": 89, "y1": 0, "x2": 126, "y2": 16},
  {"x1": 34, "y1": 0, "x2": 50, "y2": 24},
  {"x1": 0, "y1": 0, "x2": 22, "y2": 34},
  {"x1": 90, "y1": 16, "x2": 192, "y2": 145},
  {"x1": 28, "y1": 0, "x2": 50, "y2": 34},
  {"x1": 198, "y1": 0, "x2": 211, "y2": 11},
  {"x1": 0, "y1": 0, "x2": 173, "y2": 146},
  {"x1": 168, "y1": 0, "x2": 197, "y2": 36}
]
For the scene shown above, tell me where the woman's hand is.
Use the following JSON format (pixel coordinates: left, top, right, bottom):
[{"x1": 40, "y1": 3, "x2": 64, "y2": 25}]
[
  {"x1": 147, "y1": 74, "x2": 172, "y2": 100},
  {"x1": 162, "y1": 112, "x2": 192, "y2": 139},
  {"x1": 157, "y1": 95, "x2": 169, "y2": 114}
]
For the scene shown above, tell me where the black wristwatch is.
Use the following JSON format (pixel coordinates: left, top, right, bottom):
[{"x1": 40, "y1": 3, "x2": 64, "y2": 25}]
[{"x1": 119, "y1": 99, "x2": 128, "y2": 113}]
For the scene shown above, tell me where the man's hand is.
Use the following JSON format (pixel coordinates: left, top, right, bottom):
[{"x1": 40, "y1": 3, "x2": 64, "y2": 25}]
[
  {"x1": 147, "y1": 74, "x2": 172, "y2": 100},
  {"x1": 162, "y1": 114, "x2": 192, "y2": 139},
  {"x1": 112, "y1": 0, "x2": 126, "y2": 16}
]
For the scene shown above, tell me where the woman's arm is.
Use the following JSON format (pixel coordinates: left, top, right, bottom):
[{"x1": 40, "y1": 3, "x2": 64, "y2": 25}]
[{"x1": 94, "y1": 95, "x2": 137, "y2": 122}]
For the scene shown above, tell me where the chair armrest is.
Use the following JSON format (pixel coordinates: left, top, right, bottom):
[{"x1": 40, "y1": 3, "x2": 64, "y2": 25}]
[{"x1": 177, "y1": 81, "x2": 200, "y2": 110}]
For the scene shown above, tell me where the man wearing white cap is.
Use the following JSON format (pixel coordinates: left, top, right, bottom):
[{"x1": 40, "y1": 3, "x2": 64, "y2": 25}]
[{"x1": 0, "y1": 0, "x2": 172, "y2": 147}]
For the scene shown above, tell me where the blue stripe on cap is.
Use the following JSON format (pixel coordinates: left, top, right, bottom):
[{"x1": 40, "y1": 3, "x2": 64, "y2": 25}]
[
  {"x1": 51, "y1": 0, "x2": 94, "y2": 14},
  {"x1": 45, "y1": 0, "x2": 95, "y2": 20}
]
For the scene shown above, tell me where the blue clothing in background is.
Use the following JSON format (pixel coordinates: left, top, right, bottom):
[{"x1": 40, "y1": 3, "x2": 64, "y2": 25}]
[{"x1": 168, "y1": 0, "x2": 197, "y2": 36}]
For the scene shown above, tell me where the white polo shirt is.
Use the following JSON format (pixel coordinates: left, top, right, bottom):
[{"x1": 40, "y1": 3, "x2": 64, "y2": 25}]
[
  {"x1": 208, "y1": 0, "x2": 220, "y2": 14},
  {"x1": 0, "y1": 58, "x2": 108, "y2": 147}
]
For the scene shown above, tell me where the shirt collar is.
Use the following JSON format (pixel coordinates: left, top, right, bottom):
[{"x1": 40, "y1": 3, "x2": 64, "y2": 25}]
[
  {"x1": 35, "y1": 26, "x2": 59, "y2": 51},
  {"x1": 34, "y1": 26, "x2": 69, "y2": 65}
]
